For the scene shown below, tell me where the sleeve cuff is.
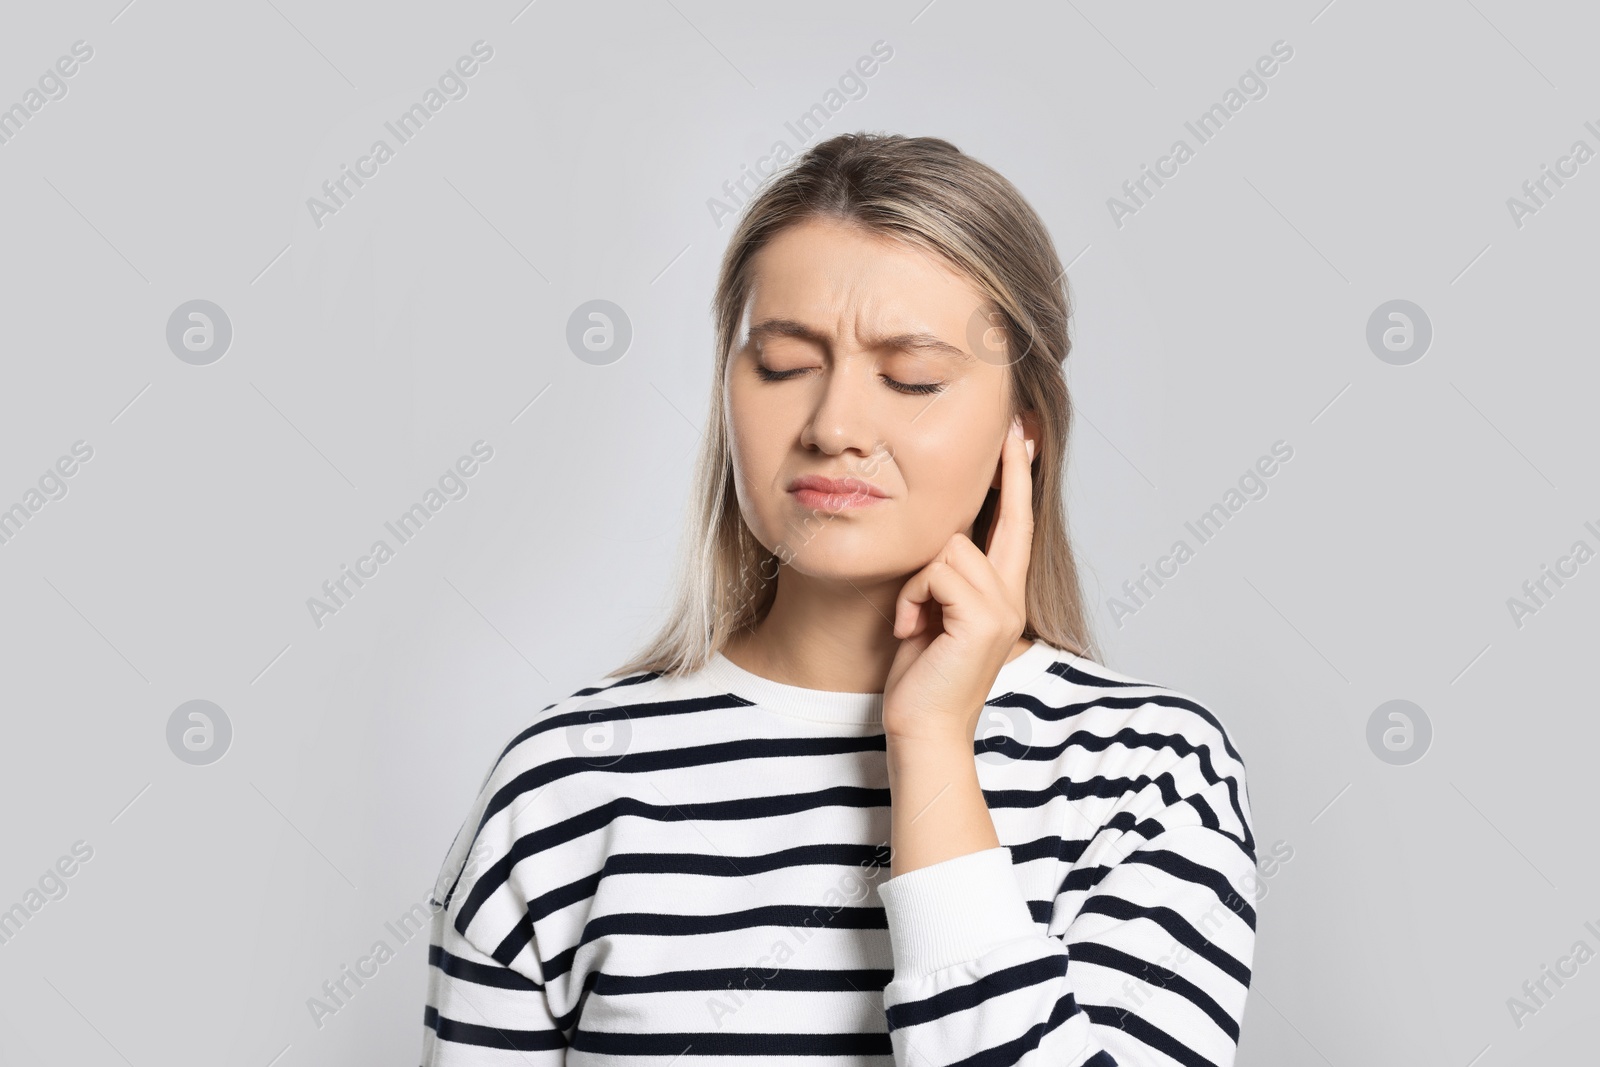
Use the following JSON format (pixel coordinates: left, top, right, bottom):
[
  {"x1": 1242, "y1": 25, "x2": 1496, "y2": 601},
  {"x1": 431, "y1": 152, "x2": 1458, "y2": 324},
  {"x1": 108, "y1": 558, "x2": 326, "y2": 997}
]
[{"x1": 876, "y1": 845, "x2": 1040, "y2": 979}]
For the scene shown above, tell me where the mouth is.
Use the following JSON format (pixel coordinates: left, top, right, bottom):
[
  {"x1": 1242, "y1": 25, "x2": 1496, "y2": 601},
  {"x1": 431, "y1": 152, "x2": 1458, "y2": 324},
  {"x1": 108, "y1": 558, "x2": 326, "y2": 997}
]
[{"x1": 786, "y1": 474, "x2": 888, "y2": 512}]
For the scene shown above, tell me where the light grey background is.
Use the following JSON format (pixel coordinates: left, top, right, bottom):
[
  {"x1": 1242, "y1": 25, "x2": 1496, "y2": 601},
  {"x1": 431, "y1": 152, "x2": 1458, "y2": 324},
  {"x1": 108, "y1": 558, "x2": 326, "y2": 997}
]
[{"x1": 2, "y1": 1, "x2": 1596, "y2": 1063}]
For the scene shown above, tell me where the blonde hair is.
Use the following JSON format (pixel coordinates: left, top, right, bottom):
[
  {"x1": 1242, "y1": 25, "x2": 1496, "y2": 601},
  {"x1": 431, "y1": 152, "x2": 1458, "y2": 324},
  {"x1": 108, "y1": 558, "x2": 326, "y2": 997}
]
[{"x1": 611, "y1": 132, "x2": 1098, "y2": 678}]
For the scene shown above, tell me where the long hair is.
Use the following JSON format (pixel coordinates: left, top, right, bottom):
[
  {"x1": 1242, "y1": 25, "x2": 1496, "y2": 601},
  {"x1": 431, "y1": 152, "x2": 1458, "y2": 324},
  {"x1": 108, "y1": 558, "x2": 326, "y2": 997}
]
[{"x1": 610, "y1": 132, "x2": 1098, "y2": 678}]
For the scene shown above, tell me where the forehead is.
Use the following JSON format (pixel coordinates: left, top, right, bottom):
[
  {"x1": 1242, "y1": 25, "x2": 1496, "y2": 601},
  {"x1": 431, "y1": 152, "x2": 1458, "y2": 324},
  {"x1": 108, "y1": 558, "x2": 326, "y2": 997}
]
[{"x1": 742, "y1": 217, "x2": 988, "y2": 334}]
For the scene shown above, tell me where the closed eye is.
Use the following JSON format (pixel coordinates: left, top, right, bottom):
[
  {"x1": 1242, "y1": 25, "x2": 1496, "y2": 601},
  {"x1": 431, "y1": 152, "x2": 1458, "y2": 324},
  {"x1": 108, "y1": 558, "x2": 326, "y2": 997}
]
[{"x1": 752, "y1": 364, "x2": 944, "y2": 396}]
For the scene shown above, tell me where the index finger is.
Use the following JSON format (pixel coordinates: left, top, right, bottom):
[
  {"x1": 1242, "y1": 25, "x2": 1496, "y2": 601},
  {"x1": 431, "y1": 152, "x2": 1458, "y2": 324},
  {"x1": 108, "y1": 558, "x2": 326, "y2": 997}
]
[{"x1": 984, "y1": 415, "x2": 1035, "y2": 594}]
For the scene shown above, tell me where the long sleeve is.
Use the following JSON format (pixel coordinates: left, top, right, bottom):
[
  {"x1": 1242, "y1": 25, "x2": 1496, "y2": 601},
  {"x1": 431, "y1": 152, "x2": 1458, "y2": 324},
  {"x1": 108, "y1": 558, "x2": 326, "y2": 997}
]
[
  {"x1": 421, "y1": 898, "x2": 567, "y2": 1065},
  {"x1": 420, "y1": 763, "x2": 570, "y2": 1065},
  {"x1": 877, "y1": 818, "x2": 1256, "y2": 1066}
]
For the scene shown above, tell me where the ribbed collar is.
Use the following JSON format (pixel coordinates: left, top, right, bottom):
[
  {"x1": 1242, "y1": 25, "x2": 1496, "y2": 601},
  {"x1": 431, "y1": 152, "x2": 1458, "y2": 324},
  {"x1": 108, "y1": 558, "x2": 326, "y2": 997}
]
[{"x1": 697, "y1": 639, "x2": 1060, "y2": 725}]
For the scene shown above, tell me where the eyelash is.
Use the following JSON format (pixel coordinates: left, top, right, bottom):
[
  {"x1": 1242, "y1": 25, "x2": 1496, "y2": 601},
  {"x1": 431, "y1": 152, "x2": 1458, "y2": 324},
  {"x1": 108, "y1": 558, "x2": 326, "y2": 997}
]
[{"x1": 753, "y1": 365, "x2": 945, "y2": 396}]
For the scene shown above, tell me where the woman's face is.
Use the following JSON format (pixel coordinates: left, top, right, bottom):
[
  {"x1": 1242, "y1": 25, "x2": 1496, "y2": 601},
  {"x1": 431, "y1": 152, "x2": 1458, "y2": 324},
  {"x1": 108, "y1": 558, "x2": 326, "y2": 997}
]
[{"x1": 725, "y1": 215, "x2": 1030, "y2": 584}]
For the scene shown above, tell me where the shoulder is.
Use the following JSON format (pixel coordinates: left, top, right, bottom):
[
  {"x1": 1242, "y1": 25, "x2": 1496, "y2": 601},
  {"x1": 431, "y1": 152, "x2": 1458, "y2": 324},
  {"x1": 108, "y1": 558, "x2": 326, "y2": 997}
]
[
  {"x1": 1009, "y1": 643, "x2": 1255, "y2": 852},
  {"x1": 1009, "y1": 643, "x2": 1249, "y2": 768},
  {"x1": 458, "y1": 665, "x2": 698, "y2": 832},
  {"x1": 430, "y1": 663, "x2": 738, "y2": 910},
  {"x1": 486, "y1": 668, "x2": 673, "y2": 781}
]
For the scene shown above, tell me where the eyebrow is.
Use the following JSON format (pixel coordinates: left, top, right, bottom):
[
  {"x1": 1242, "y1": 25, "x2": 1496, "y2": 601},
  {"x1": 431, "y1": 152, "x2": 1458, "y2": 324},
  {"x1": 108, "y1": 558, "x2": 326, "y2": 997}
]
[{"x1": 745, "y1": 318, "x2": 975, "y2": 363}]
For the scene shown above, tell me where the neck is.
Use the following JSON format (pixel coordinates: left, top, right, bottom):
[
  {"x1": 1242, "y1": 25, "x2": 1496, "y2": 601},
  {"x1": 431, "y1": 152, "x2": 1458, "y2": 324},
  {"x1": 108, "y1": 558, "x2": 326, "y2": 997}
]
[{"x1": 721, "y1": 565, "x2": 1032, "y2": 692}]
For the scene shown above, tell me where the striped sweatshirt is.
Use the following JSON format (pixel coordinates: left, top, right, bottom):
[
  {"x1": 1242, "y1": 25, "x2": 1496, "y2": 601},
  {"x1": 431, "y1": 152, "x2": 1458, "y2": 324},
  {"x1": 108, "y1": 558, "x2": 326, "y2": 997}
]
[{"x1": 421, "y1": 639, "x2": 1257, "y2": 1065}]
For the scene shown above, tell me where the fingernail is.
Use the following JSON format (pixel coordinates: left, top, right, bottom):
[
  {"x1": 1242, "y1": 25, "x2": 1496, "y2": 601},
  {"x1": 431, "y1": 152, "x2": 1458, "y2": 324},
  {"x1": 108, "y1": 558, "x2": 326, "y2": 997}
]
[
  {"x1": 1010, "y1": 416, "x2": 1023, "y2": 439},
  {"x1": 1025, "y1": 439, "x2": 1035, "y2": 461}
]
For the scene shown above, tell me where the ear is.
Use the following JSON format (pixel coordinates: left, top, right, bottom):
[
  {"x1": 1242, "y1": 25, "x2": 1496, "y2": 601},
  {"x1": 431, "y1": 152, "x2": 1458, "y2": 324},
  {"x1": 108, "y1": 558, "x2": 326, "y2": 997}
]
[{"x1": 989, "y1": 410, "x2": 1040, "y2": 490}]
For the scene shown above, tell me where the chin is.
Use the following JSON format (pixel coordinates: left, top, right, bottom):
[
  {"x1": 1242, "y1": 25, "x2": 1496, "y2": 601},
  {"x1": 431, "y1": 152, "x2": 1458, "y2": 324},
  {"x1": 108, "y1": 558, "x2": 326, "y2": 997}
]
[{"x1": 777, "y1": 536, "x2": 930, "y2": 584}]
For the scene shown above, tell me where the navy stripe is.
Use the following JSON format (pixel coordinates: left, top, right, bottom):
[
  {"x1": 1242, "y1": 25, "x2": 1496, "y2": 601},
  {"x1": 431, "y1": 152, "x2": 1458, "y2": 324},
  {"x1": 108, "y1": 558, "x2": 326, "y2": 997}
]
[
  {"x1": 1071, "y1": 941, "x2": 1240, "y2": 1042},
  {"x1": 1129, "y1": 844, "x2": 1258, "y2": 929},
  {"x1": 458, "y1": 785, "x2": 893, "y2": 932},
  {"x1": 481, "y1": 732, "x2": 887, "y2": 835},
  {"x1": 569, "y1": 1027, "x2": 893, "y2": 1056},
  {"x1": 537, "y1": 904, "x2": 888, "y2": 981},
  {"x1": 1058, "y1": 843, "x2": 1258, "y2": 931},
  {"x1": 945, "y1": 987, "x2": 1084, "y2": 1066},
  {"x1": 977, "y1": 718, "x2": 1253, "y2": 856},
  {"x1": 532, "y1": 843, "x2": 890, "y2": 925},
  {"x1": 496, "y1": 687, "x2": 741, "y2": 772},
  {"x1": 990, "y1": 770, "x2": 1250, "y2": 859},
  {"x1": 592, "y1": 966, "x2": 893, "y2": 996},
  {"x1": 1046, "y1": 660, "x2": 1151, "y2": 689},
  {"x1": 1083, "y1": 1002, "x2": 1224, "y2": 1067},
  {"x1": 586, "y1": 903, "x2": 887, "y2": 939},
  {"x1": 596, "y1": 841, "x2": 892, "y2": 880},
  {"x1": 424, "y1": 1005, "x2": 567, "y2": 1052},
  {"x1": 1009, "y1": 831, "x2": 1088, "y2": 866},
  {"x1": 1074, "y1": 895, "x2": 1252, "y2": 987},
  {"x1": 427, "y1": 944, "x2": 541, "y2": 992},
  {"x1": 887, "y1": 954, "x2": 1067, "y2": 1028}
]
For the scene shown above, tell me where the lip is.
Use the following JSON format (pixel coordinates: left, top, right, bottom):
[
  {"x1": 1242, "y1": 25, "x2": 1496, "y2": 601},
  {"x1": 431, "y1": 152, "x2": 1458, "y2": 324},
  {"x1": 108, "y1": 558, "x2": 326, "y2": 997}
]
[{"x1": 787, "y1": 474, "x2": 888, "y2": 512}]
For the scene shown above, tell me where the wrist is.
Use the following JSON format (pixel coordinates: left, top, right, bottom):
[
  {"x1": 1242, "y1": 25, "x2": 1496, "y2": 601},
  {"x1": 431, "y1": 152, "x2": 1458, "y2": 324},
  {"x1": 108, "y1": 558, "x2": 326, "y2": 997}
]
[
  {"x1": 884, "y1": 731, "x2": 975, "y2": 770},
  {"x1": 883, "y1": 720, "x2": 975, "y2": 751},
  {"x1": 883, "y1": 753, "x2": 997, "y2": 876},
  {"x1": 884, "y1": 734, "x2": 980, "y2": 801}
]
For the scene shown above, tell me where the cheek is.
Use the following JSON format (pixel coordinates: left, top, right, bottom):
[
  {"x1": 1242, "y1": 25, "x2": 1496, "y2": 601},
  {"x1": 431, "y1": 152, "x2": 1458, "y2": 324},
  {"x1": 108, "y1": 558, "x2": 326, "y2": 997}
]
[
  {"x1": 903, "y1": 428, "x2": 993, "y2": 495},
  {"x1": 725, "y1": 386, "x2": 791, "y2": 534},
  {"x1": 897, "y1": 428, "x2": 998, "y2": 533},
  {"x1": 728, "y1": 387, "x2": 779, "y2": 480}
]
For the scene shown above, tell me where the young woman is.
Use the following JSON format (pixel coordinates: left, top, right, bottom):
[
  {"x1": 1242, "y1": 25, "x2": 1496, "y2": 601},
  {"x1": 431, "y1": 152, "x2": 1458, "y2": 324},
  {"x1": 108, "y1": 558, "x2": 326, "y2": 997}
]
[{"x1": 422, "y1": 133, "x2": 1256, "y2": 1066}]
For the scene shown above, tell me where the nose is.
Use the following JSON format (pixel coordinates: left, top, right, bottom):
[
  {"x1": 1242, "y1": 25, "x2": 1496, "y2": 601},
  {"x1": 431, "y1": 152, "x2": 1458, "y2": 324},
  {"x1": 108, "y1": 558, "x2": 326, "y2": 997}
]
[{"x1": 798, "y1": 356, "x2": 881, "y2": 459}]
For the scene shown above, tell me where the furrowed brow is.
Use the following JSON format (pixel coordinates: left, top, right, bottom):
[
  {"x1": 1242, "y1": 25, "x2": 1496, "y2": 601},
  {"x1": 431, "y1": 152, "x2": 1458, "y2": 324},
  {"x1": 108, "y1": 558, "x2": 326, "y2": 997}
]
[
  {"x1": 865, "y1": 331, "x2": 975, "y2": 363},
  {"x1": 745, "y1": 319, "x2": 974, "y2": 362},
  {"x1": 745, "y1": 319, "x2": 821, "y2": 348}
]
